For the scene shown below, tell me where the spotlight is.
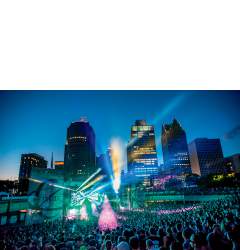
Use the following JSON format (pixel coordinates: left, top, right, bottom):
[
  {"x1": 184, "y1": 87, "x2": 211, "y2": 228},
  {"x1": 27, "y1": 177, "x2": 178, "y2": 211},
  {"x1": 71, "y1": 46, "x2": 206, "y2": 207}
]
[{"x1": 110, "y1": 138, "x2": 124, "y2": 194}]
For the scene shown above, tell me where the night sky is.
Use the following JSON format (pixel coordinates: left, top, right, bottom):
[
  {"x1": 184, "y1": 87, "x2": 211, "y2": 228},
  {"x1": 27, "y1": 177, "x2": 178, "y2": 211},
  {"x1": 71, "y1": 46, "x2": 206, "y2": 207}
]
[{"x1": 1, "y1": 90, "x2": 240, "y2": 180}]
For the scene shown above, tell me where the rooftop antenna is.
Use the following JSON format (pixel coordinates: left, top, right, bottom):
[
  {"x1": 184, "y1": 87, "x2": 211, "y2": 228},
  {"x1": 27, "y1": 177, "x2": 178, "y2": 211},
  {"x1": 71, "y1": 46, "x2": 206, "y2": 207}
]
[
  {"x1": 51, "y1": 152, "x2": 54, "y2": 169},
  {"x1": 80, "y1": 117, "x2": 88, "y2": 122}
]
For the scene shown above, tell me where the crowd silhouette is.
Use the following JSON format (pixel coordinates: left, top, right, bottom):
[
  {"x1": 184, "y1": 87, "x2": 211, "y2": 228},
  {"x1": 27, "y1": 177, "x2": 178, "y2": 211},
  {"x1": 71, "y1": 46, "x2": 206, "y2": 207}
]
[{"x1": 0, "y1": 193, "x2": 240, "y2": 250}]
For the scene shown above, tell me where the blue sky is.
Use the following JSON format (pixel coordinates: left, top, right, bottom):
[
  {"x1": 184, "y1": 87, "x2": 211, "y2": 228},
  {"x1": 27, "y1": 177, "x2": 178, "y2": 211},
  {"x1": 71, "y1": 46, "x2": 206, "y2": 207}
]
[{"x1": 1, "y1": 90, "x2": 240, "y2": 179}]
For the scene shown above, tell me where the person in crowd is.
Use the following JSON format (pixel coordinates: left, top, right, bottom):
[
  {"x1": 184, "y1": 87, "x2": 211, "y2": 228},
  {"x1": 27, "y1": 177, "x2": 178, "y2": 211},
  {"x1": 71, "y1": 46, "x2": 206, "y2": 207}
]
[
  {"x1": 117, "y1": 241, "x2": 130, "y2": 250},
  {"x1": 146, "y1": 240, "x2": 154, "y2": 250},
  {"x1": 147, "y1": 228, "x2": 162, "y2": 249},
  {"x1": 190, "y1": 233, "x2": 207, "y2": 250},
  {"x1": 207, "y1": 224, "x2": 232, "y2": 250},
  {"x1": 182, "y1": 229, "x2": 192, "y2": 250},
  {"x1": 129, "y1": 237, "x2": 139, "y2": 250},
  {"x1": 104, "y1": 240, "x2": 113, "y2": 250}
]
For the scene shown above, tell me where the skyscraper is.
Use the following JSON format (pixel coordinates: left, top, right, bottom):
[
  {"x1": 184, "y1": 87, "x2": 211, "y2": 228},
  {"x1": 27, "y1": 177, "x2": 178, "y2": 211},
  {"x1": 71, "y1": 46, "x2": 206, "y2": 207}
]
[
  {"x1": 188, "y1": 138, "x2": 224, "y2": 176},
  {"x1": 18, "y1": 153, "x2": 48, "y2": 195},
  {"x1": 161, "y1": 119, "x2": 191, "y2": 175},
  {"x1": 127, "y1": 120, "x2": 158, "y2": 184},
  {"x1": 224, "y1": 154, "x2": 240, "y2": 173},
  {"x1": 64, "y1": 118, "x2": 96, "y2": 180}
]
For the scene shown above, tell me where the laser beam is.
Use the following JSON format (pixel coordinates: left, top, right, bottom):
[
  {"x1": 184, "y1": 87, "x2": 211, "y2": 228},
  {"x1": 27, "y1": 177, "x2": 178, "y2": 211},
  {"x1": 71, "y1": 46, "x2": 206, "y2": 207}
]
[
  {"x1": 75, "y1": 168, "x2": 102, "y2": 192},
  {"x1": 79, "y1": 175, "x2": 105, "y2": 192},
  {"x1": 29, "y1": 178, "x2": 74, "y2": 191}
]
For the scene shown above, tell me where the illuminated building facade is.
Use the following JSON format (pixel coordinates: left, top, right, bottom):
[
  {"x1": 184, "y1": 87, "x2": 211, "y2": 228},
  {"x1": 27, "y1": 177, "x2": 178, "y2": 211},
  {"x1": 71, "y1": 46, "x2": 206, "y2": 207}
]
[
  {"x1": 0, "y1": 196, "x2": 28, "y2": 225},
  {"x1": 161, "y1": 119, "x2": 191, "y2": 176},
  {"x1": 64, "y1": 118, "x2": 96, "y2": 180},
  {"x1": 27, "y1": 167, "x2": 65, "y2": 224},
  {"x1": 127, "y1": 120, "x2": 158, "y2": 184},
  {"x1": 18, "y1": 153, "x2": 48, "y2": 195},
  {"x1": 188, "y1": 138, "x2": 224, "y2": 176}
]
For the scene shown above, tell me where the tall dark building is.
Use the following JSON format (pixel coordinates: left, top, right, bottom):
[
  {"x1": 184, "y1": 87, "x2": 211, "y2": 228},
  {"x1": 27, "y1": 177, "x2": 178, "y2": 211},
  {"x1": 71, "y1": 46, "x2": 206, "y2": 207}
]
[
  {"x1": 224, "y1": 154, "x2": 240, "y2": 173},
  {"x1": 161, "y1": 119, "x2": 191, "y2": 175},
  {"x1": 188, "y1": 138, "x2": 224, "y2": 176},
  {"x1": 64, "y1": 118, "x2": 96, "y2": 180},
  {"x1": 127, "y1": 120, "x2": 158, "y2": 184},
  {"x1": 18, "y1": 153, "x2": 48, "y2": 195}
]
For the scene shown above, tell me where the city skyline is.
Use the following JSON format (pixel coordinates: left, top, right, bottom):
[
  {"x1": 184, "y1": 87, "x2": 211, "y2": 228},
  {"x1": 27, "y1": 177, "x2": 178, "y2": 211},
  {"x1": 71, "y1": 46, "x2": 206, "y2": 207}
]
[{"x1": 1, "y1": 90, "x2": 240, "y2": 180}]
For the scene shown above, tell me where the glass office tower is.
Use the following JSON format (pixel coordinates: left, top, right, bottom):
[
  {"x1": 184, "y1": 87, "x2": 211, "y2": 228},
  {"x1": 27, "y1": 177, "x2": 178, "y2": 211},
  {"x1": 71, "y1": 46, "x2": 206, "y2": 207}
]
[
  {"x1": 127, "y1": 120, "x2": 158, "y2": 184},
  {"x1": 161, "y1": 119, "x2": 191, "y2": 176},
  {"x1": 189, "y1": 138, "x2": 224, "y2": 176}
]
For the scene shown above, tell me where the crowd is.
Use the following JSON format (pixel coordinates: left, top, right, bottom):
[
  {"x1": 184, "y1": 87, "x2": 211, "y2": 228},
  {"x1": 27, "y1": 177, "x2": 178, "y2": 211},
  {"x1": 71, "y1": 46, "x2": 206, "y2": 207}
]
[
  {"x1": 0, "y1": 193, "x2": 240, "y2": 250},
  {"x1": 147, "y1": 187, "x2": 240, "y2": 196}
]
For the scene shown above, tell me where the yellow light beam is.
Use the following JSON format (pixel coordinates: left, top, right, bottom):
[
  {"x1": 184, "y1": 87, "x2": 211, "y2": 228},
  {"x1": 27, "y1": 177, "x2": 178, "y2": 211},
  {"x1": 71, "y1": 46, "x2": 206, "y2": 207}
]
[
  {"x1": 111, "y1": 138, "x2": 123, "y2": 193},
  {"x1": 79, "y1": 175, "x2": 104, "y2": 192},
  {"x1": 75, "y1": 168, "x2": 102, "y2": 192}
]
